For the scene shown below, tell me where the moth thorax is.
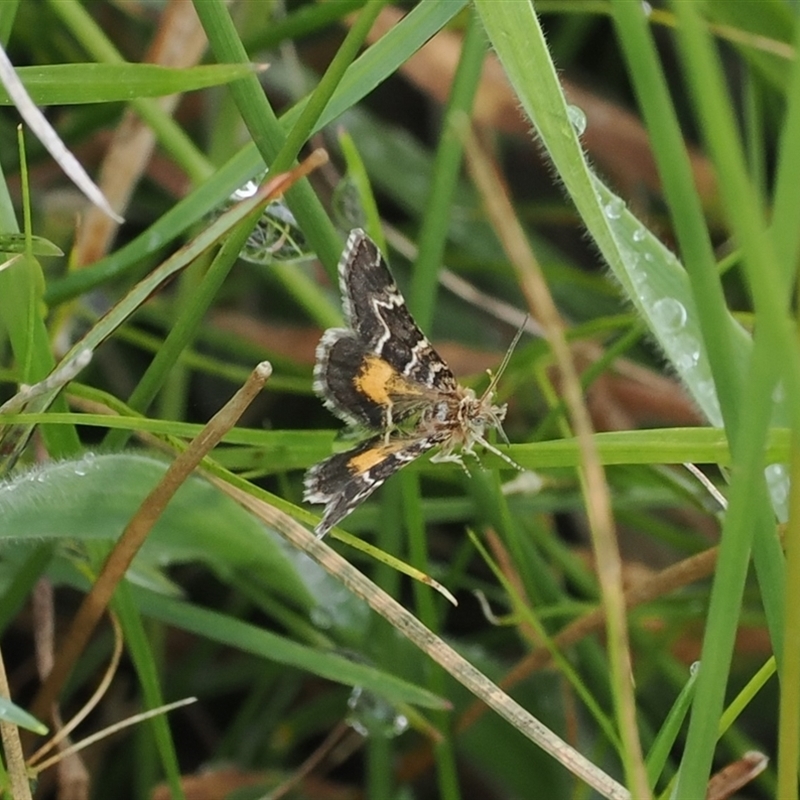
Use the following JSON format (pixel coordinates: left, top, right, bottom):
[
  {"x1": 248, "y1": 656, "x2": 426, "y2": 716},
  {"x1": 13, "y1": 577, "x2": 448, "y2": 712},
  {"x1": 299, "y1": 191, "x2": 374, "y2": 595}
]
[{"x1": 429, "y1": 400, "x2": 453, "y2": 425}]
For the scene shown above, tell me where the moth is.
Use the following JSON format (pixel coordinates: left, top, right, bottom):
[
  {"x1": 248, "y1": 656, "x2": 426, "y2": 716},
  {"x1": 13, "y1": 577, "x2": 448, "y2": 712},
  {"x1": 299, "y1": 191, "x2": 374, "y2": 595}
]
[{"x1": 304, "y1": 229, "x2": 520, "y2": 538}]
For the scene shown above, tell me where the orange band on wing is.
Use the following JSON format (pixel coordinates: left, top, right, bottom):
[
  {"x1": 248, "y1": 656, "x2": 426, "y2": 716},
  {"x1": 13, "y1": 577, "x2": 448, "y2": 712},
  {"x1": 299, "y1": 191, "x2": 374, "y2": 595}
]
[
  {"x1": 354, "y1": 354, "x2": 423, "y2": 406},
  {"x1": 347, "y1": 439, "x2": 410, "y2": 472}
]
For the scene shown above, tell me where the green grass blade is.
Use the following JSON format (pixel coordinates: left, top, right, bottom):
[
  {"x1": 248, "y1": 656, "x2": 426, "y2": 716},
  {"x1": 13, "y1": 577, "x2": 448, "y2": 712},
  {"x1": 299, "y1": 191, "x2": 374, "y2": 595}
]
[
  {"x1": 410, "y1": 8, "x2": 486, "y2": 330},
  {"x1": 45, "y1": 0, "x2": 469, "y2": 306},
  {"x1": 474, "y1": 0, "x2": 746, "y2": 434},
  {"x1": 112, "y1": 583, "x2": 186, "y2": 800},
  {"x1": 665, "y1": 2, "x2": 795, "y2": 792},
  {"x1": 194, "y1": 0, "x2": 342, "y2": 274},
  {"x1": 48, "y1": 0, "x2": 211, "y2": 182},
  {"x1": 608, "y1": 1, "x2": 746, "y2": 430},
  {"x1": 270, "y1": 0, "x2": 387, "y2": 174},
  {"x1": 0, "y1": 698, "x2": 48, "y2": 735},
  {"x1": 132, "y1": 588, "x2": 448, "y2": 710},
  {"x1": 43, "y1": 144, "x2": 263, "y2": 306},
  {"x1": 0, "y1": 63, "x2": 259, "y2": 104},
  {"x1": 645, "y1": 664, "x2": 698, "y2": 790},
  {"x1": 288, "y1": 0, "x2": 470, "y2": 136}
]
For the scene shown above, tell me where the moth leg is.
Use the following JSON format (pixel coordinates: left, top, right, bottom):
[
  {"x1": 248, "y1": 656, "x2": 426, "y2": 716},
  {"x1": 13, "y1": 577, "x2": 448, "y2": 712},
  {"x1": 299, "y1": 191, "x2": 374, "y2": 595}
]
[
  {"x1": 430, "y1": 450, "x2": 470, "y2": 476},
  {"x1": 477, "y1": 437, "x2": 524, "y2": 471}
]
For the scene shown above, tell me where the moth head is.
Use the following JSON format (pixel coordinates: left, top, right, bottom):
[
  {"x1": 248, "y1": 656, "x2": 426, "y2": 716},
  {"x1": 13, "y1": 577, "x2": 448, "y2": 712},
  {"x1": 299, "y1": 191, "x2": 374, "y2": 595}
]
[{"x1": 458, "y1": 392, "x2": 506, "y2": 436}]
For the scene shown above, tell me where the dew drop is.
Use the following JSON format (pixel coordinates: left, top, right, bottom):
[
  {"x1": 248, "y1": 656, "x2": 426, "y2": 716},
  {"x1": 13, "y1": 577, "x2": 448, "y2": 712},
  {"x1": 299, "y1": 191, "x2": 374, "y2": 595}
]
[
  {"x1": 632, "y1": 226, "x2": 647, "y2": 243},
  {"x1": 347, "y1": 686, "x2": 409, "y2": 739},
  {"x1": 652, "y1": 297, "x2": 687, "y2": 333},
  {"x1": 695, "y1": 379, "x2": 716, "y2": 405},
  {"x1": 231, "y1": 177, "x2": 260, "y2": 201},
  {"x1": 765, "y1": 463, "x2": 789, "y2": 509},
  {"x1": 604, "y1": 196, "x2": 625, "y2": 220},
  {"x1": 677, "y1": 350, "x2": 700, "y2": 372},
  {"x1": 310, "y1": 606, "x2": 333, "y2": 630},
  {"x1": 630, "y1": 265, "x2": 650, "y2": 292},
  {"x1": 566, "y1": 104, "x2": 587, "y2": 135},
  {"x1": 675, "y1": 337, "x2": 701, "y2": 372}
]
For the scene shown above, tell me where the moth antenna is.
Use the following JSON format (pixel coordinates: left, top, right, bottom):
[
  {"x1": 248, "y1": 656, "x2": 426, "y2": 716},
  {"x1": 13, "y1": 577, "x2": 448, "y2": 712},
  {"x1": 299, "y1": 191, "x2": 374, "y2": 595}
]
[{"x1": 480, "y1": 315, "x2": 528, "y2": 402}]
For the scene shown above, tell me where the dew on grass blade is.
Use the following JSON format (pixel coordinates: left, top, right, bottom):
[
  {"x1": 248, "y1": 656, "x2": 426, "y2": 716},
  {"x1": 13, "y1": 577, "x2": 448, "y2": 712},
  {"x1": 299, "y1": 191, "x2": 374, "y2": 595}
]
[
  {"x1": 310, "y1": 606, "x2": 333, "y2": 631},
  {"x1": 216, "y1": 172, "x2": 313, "y2": 265},
  {"x1": 765, "y1": 463, "x2": 789, "y2": 515},
  {"x1": 652, "y1": 297, "x2": 688, "y2": 333},
  {"x1": 603, "y1": 196, "x2": 625, "y2": 220},
  {"x1": 347, "y1": 686, "x2": 408, "y2": 739},
  {"x1": 566, "y1": 103, "x2": 587, "y2": 135}
]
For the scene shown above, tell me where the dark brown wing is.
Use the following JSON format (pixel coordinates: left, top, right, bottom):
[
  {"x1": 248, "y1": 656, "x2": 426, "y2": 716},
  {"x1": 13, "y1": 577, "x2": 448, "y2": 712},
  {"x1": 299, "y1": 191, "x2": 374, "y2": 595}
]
[
  {"x1": 313, "y1": 327, "x2": 453, "y2": 430},
  {"x1": 337, "y1": 229, "x2": 457, "y2": 390},
  {"x1": 313, "y1": 330, "x2": 385, "y2": 428},
  {"x1": 303, "y1": 432, "x2": 447, "y2": 538}
]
